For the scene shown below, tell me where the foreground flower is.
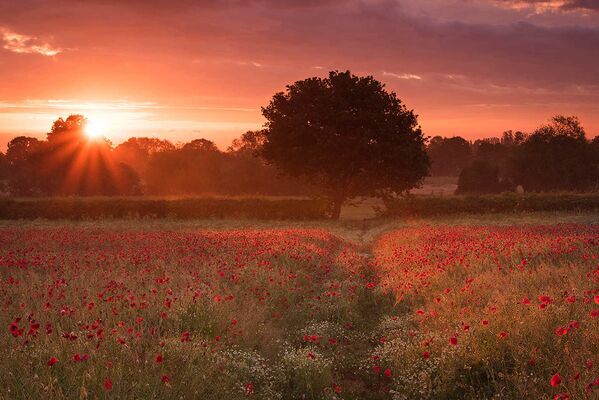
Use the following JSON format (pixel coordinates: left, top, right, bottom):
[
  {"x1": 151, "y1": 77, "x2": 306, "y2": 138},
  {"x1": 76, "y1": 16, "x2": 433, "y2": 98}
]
[
  {"x1": 551, "y1": 373, "x2": 562, "y2": 387},
  {"x1": 47, "y1": 357, "x2": 59, "y2": 366}
]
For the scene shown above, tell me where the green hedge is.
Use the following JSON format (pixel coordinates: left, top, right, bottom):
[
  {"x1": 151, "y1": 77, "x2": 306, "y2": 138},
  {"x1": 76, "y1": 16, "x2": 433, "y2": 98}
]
[
  {"x1": 0, "y1": 197, "x2": 329, "y2": 220},
  {"x1": 384, "y1": 193, "x2": 599, "y2": 217}
]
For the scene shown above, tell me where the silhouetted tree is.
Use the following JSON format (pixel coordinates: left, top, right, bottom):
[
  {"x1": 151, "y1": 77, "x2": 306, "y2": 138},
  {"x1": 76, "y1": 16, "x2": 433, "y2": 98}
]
[
  {"x1": 6, "y1": 116, "x2": 140, "y2": 196},
  {"x1": 145, "y1": 139, "x2": 223, "y2": 194},
  {"x1": 259, "y1": 70, "x2": 430, "y2": 219},
  {"x1": 456, "y1": 160, "x2": 510, "y2": 194},
  {"x1": 113, "y1": 137, "x2": 175, "y2": 177},
  {"x1": 509, "y1": 115, "x2": 595, "y2": 191},
  {"x1": 0, "y1": 152, "x2": 7, "y2": 179},
  {"x1": 228, "y1": 130, "x2": 266, "y2": 153},
  {"x1": 427, "y1": 136, "x2": 472, "y2": 176},
  {"x1": 5, "y1": 136, "x2": 44, "y2": 195}
]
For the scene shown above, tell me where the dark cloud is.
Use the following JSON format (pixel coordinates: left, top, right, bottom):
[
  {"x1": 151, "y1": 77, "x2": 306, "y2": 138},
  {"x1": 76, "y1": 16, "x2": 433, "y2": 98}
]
[{"x1": 562, "y1": 0, "x2": 599, "y2": 10}]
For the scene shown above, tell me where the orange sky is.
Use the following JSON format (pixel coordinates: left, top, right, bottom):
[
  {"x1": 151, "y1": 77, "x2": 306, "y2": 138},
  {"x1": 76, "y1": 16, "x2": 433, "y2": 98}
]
[{"x1": 1, "y1": 0, "x2": 598, "y2": 150}]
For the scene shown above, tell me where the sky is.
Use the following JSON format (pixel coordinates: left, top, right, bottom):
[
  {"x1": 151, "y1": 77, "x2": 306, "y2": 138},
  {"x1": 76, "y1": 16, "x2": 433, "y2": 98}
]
[{"x1": 1, "y1": 0, "x2": 598, "y2": 150}]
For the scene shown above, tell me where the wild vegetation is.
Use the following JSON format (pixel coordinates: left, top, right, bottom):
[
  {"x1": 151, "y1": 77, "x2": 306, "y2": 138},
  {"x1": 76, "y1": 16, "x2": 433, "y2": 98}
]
[
  {"x1": 0, "y1": 197, "x2": 328, "y2": 220},
  {"x1": 1, "y1": 73, "x2": 596, "y2": 222},
  {"x1": 1, "y1": 215, "x2": 597, "y2": 399}
]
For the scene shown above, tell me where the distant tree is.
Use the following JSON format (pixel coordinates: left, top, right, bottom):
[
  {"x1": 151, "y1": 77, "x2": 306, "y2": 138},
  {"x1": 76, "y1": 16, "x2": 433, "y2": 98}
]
[
  {"x1": 47, "y1": 114, "x2": 88, "y2": 143},
  {"x1": 427, "y1": 136, "x2": 472, "y2": 176},
  {"x1": 228, "y1": 130, "x2": 266, "y2": 153},
  {"x1": 5, "y1": 136, "x2": 44, "y2": 195},
  {"x1": 6, "y1": 116, "x2": 140, "y2": 196},
  {"x1": 145, "y1": 139, "x2": 223, "y2": 195},
  {"x1": 113, "y1": 137, "x2": 175, "y2": 175},
  {"x1": 260, "y1": 70, "x2": 430, "y2": 219},
  {"x1": 456, "y1": 160, "x2": 509, "y2": 194},
  {"x1": 0, "y1": 152, "x2": 7, "y2": 179},
  {"x1": 223, "y1": 130, "x2": 317, "y2": 196},
  {"x1": 182, "y1": 138, "x2": 219, "y2": 153},
  {"x1": 500, "y1": 130, "x2": 526, "y2": 147},
  {"x1": 0, "y1": 152, "x2": 7, "y2": 193},
  {"x1": 590, "y1": 136, "x2": 599, "y2": 190},
  {"x1": 509, "y1": 115, "x2": 595, "y2": 191}
]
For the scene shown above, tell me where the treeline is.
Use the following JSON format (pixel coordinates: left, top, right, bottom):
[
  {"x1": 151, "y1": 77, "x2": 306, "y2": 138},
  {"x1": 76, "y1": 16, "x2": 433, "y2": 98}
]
[
  {"x1": 0, "y1": 116, "x2": 315, "y2": 196},
  {"x1": 0, "y1": 114, "x2": 597, "y2": 197},
  {"x1": 428, "y1": 115, "x2": 599, "y2": 193}
]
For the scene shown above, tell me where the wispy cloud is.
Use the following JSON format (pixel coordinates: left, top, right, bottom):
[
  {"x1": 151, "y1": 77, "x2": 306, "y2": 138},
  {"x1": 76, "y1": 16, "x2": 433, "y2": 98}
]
[
  {"x1": 488, "y1": 0, "x2": 599, "y2": 13},
  {"x1": 1, "y1": 27, "x2": 62, "y2": 56},
  {"x1": 0, "y1": 99, "x2": 256, "y2": 113},
  {"x1": 382, "y1": 71, "x2": 423, "y2": 80}
]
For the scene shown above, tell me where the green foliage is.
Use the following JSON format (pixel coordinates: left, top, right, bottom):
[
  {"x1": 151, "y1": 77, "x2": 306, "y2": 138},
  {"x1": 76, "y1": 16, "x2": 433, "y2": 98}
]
[
  {"x1": 509, "y1": 115, "x2": 597, "y2": 191},
  {"x1": 383, "y1": 193, "x2": 599, "y2": 217},
  {"x1": 0, "y1": 197, "x2": 329, "y2": 220},
  {"x1": 260, "y1": 70, "x2": 430, "y2": 219},
  {"x1": 456, "y1": 160, "x2": 511, "y2": 194},
  {"x1": 428, "y1": 136, "x2": 472, "y2": 177}
]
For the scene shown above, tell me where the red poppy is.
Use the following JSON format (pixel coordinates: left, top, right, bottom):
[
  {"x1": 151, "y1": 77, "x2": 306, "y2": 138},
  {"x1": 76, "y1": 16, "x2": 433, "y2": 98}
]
[
  {"x1": 449, "y1": 336, "x2": 458, "y2": 346},
  {"x1": 47, "y1": 357, "x2": 59, "y2": 366},
  {"x1": 384, "y1": 368, "x2": 392, "y2": 378},
  {"x1": 551, "y1": 373, "x2": 562, "y2": 387},
  {"x1": 103, "y1": 378, "x2": 113, "y2": 391}
]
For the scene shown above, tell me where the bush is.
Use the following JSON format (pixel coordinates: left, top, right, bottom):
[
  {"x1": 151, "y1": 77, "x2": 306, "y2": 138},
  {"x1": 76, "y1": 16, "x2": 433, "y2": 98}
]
[
  {"x1": 383, "y1": 193, "x2": 599, "y2": 217},
  {"x1": 0, "y1": 197, "x2": 328, "y2": 220},
  {"x1": 456, "y1": 160, "x2": 510, "y2": 195}
]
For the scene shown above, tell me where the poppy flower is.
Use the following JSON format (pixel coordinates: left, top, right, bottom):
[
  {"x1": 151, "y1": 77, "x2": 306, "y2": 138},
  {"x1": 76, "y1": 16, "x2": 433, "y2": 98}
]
[
  {"x1": 551, "y1": 373, "x2": 562, "y2": 387},
  {"x1": 47, "y1": 357, "x2": 59, "y2": 366},
  {"x1": 449, "y1": 336, "x2": 458, "y2": 346},
  {"x1": 103, "y1": 378, "x2": 113, "y2": 391},
  {"x1": 384, "y1": 368, "x2": 392, "y2": 378}
]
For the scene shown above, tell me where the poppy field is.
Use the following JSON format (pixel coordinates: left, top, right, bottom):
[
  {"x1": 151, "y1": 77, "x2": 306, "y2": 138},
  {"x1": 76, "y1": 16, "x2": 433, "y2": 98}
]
[{"x1": 1, "y1": 220, "x2": 598, "y2": 399}]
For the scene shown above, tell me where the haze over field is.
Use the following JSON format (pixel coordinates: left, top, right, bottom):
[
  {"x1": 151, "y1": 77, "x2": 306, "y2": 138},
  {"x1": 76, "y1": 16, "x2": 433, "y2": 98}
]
[{"x1": 1, "y1": 0, "x2": 599, "y2": 150}]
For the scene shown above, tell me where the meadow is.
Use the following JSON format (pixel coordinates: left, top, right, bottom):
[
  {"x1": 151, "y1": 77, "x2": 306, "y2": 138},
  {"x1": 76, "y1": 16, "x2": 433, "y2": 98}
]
[{"x1": 1, "y1": 213, "x2": 598, "y2": 399}]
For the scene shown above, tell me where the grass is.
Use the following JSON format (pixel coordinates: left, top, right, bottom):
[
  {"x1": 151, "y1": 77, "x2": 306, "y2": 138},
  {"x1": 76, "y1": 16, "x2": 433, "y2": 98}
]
[{"x1": 0, "y1": 212, "x2": 597, "y2": 399}]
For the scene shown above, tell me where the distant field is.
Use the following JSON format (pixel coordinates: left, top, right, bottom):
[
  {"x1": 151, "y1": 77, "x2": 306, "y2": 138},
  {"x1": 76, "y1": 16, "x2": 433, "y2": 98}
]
[
  {"x1": 410, "y1": 176, "x2": 458, "y2": 196},
  {"x1": 0, "y1": 213, "x2": 597, "y2": 399}
]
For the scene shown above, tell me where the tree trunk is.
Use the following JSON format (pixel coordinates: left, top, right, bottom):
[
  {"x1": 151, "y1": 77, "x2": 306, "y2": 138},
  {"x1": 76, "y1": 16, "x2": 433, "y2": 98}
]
[{"x1": 331, "y1": 195, "x2": 343, "y2": 220}]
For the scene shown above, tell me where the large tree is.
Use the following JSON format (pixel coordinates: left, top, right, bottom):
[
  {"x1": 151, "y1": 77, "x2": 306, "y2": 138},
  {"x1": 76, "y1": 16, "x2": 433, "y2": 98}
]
[{"x1": 260, "y1": 70, "x2": 430, "y2": 219}]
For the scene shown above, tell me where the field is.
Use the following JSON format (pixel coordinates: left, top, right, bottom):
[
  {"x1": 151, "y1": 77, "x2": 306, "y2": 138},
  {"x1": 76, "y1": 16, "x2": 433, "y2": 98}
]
[{"x1": 1, "y1": 213, "x2": 598, "y2": 399}]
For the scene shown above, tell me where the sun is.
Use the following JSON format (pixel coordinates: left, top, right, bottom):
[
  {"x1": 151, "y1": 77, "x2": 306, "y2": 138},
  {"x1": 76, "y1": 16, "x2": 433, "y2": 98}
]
[{"x1": 84, "y1": 118, "x2": 105, "y2": 140}]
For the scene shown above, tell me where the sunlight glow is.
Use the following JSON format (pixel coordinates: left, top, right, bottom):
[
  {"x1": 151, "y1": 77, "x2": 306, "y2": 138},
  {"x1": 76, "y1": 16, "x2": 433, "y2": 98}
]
[{"x1": 84, "y1": 118, "x2": 106, "y2": 140}]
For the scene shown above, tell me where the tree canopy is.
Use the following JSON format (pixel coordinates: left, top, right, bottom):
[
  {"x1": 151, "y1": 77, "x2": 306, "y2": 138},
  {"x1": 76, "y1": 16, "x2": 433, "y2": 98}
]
[{"x1": 259, "y1": 70, "x2": 430, "y2": 219}]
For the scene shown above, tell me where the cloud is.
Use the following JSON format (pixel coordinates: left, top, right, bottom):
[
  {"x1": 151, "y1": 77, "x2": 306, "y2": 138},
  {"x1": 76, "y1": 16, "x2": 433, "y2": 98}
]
[
  {"x1": 488, "y1": 0, "x2": 599, "y2": 13},
  {"x1": 383, "y1": 71, "x2": 423, "y2": 80},
  {"x1": 1, "y1": 27, "x2": 62, "y2": 56}
]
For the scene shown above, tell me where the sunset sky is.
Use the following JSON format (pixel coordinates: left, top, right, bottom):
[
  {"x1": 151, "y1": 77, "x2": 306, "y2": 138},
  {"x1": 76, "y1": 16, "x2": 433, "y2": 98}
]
[{"x1": 1, "y1": 0, "x2": 598, "y2": 150}]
